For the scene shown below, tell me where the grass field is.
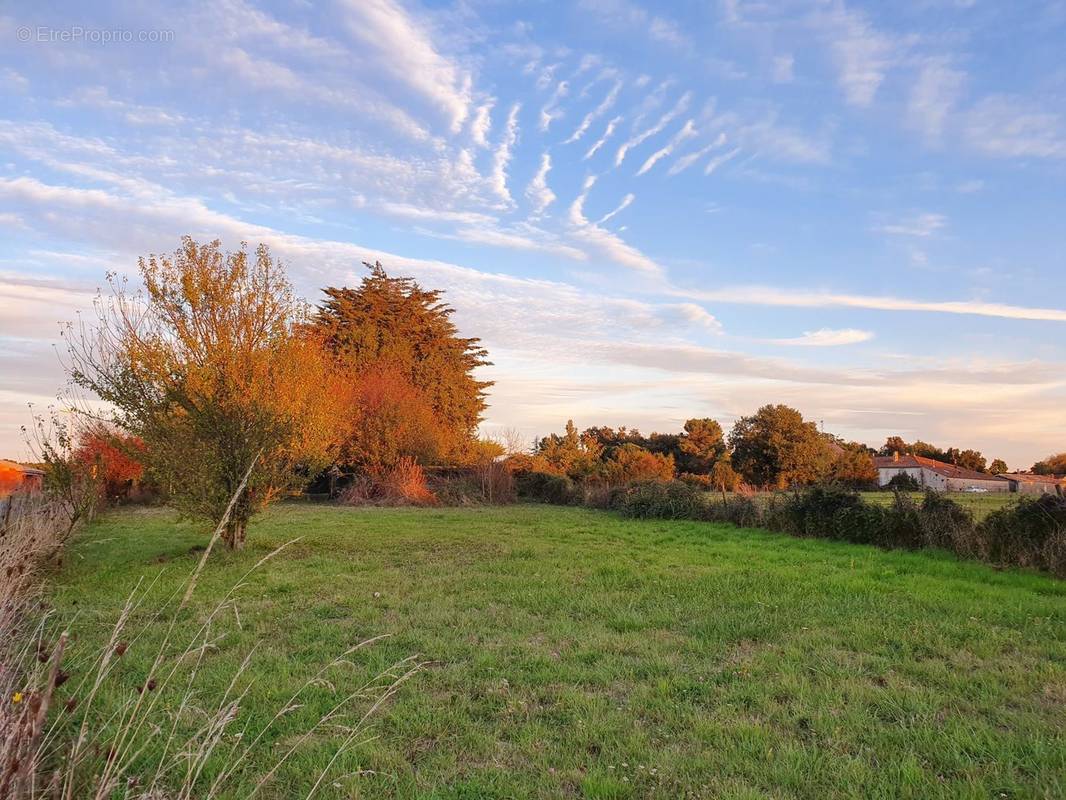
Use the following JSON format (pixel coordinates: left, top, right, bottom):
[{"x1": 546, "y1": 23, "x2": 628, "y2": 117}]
[
  {"x1": 859, "y1": 491, "x2": 1018, "y2": 521},
  {"x1": 50, "y1": 503, "x2": 1065, "y2": 799}
]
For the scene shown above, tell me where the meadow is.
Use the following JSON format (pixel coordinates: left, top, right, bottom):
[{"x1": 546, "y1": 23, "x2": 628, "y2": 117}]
[
  {"x1": 49, "y1": 502, "x2": 1065, "y2": 799},
  {"x1": 858, "y1": 491, "x2": 1017, "y2": 521}
]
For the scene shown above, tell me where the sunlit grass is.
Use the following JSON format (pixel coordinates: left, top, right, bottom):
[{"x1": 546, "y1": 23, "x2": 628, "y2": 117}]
[{"x1": 52, "y1": 502, "x2": 1066, "y2": 798}]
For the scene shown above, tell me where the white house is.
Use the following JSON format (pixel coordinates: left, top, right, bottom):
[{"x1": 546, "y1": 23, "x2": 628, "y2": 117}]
[{"x1": 872, "y1": 453, "x2": 1010, "y2": 492}]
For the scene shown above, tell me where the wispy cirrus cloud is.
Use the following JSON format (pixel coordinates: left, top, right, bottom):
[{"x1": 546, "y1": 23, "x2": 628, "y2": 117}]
[
  {"x1": 338, "y1": 0, "x2": 472, "y2": 132},
  {"x1": 615, "y1": 91, "x2": 691, "y2": 166},
  {"x1": 526, "y1": 152, "x2": 557, "y2": 216},
  {"x1": 636, "y1": 119, "x2": 696, "y2": 175},
  {"x1": 769, "y1": 328, "x2": 874, "y2": 347},
  {"x1": 674, "y1": 284, "x2": 1066, "y2": 323}
]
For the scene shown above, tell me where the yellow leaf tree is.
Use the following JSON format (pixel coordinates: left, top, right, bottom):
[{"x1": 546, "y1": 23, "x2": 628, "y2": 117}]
[{"x1": 67, "y1": 237, "x2": 349, "y2": 549}]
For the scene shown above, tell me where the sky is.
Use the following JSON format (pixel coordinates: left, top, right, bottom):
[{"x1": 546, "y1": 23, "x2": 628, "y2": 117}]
[{"x1": 1, "y1": 0, "x2": 1065, "y2": 469}]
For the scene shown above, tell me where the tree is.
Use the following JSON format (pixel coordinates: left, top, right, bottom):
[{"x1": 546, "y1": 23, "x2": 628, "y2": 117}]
[
  {"x1": 534, "y1": 420, "x2": 603, "y2": 480},
  {"x1": 826, "y1": 445, "x2": 878, "y2": 488},
  {"x1": 67, "y1": 238, "x2": 348, "y2": 549},
  {"x1": 709, "y1": 458, "x2": 740, "y2": 492},
  {"x1": 312, "y1": 263, "x2": 491, "y2": 464},
  {"x1": 1032, "y1": 453, "x2": 1066, "y2": 475},
  {"x1": 604, "y1": 443, "x2": 674, "y2": 484},
  {"x1": 879, "y1": 436, "x2": 909, "y2": 457},
  {"x1": 342, "y1": 368, "x2": 443, "y2": 473},
  {"x1": 73, "y1": 424, "x2": 147, "y2": 502},
  {"x1": 729, "y1": 405, "x2": 832, "y2": 488},
  {"x1": 950, "y1": 448, "x2": 987, "y2": 473},
  {"x1": 989, "y1": 458, "x2": 1008, "y2": 475},
  {"x1": 678, "y1": 418, "x2": 726, "y2": 474}
]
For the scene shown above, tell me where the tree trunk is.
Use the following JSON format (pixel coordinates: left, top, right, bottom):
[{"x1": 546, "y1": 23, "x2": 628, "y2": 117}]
[{"x1": 222, "y1": 518, "x2": 247, "y2": 550}]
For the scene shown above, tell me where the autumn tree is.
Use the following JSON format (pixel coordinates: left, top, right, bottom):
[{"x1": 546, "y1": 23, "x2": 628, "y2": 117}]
[
  {"x1": 1032, "y1": 453, "x2": 1066, "y2": 475},
  {"x1": 604, "y1": 443, "x2": 674, "y2": 484},
  {"x1": 534, "y1": 420, "x2": 604, "y2": 480},
  {"x1": 67, "y1": 238, "x2": 349, "y2": 549},
  {"x1": 826, "y1": 443, "x2": 878, "y2": 488},
  {"x1": 73, "y1": 424, "x2": 147, "y2": 501},
  {"x1": 312, "y1": 263, "x2": 491, "y2": 465},
  {"x1": 729, "y1": 404, "x2": 832, "y2": 488},
  {"x1": 678, "y1": 418, "x2": 726, "y2": 474}
]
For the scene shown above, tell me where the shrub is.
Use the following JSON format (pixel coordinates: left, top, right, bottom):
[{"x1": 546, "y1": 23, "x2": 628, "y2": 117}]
[
  {"x1": 702, "y1": 495, "x2": 761, "y2": 527},
  {"x1": 340, "y1": 457, "x2": 438, "y2": 506},
  {"x1": 977, "y1": 494, "x2": 1066, "y2": 575},
  {"x1": 678, "y1": 472, "x2": 711, "y2": 489},
  {"x1": 615, "y1": 480, "x2": 705, "y2": 520},
  {"x1": 917, "y1": 490, "x2": 975, "y2": 551},
  {"x1": 885, "y1": 472, "x2": 920, "y2": 492},
  {"x1": 767, "y1": 485, "x2": 887, "y2": 544},
  {"x1": 514, "y1": 470, "x2": 577, "y2": 505}
]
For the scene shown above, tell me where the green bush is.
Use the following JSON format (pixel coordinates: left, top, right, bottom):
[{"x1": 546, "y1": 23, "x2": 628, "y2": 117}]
[
  {"x1": 884, "y1": 472, "x2": 920, "y2": 492},
  {"x1": 917, "y1": 490, "x2": 974, "y2": 551},
  {"x1": 977, "y1": 494, "x2": 1066, "y2": 575},
  {"x1": 702, "y1": 495, "x2": 761, "y2": 527},
  {"x1": 514, "y1": 470, "x2": 577, "y2": 505},
  {"x1": 615, "y1": 480, "x2": 706, "y2": 520}
]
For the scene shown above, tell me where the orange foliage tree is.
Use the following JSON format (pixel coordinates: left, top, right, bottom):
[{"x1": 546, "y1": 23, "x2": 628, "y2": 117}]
[
  {"x1": 73, "y1": 425, "x2": 147, "y2": 501},
  {"x1": 67, "y1": 238, "x2": 350, "y2": 549},
  {"x1": 311, "y1": 263, "x2": 491, "y2": 467}
]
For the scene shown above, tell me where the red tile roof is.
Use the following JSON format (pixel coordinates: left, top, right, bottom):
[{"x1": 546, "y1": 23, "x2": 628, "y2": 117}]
[
  {"x1": 1000, "y1": 472, "x2": 1066, "y2": 485},
  {"x1": 872, "y1": 454, "x2": 1007, "y2": 483}
]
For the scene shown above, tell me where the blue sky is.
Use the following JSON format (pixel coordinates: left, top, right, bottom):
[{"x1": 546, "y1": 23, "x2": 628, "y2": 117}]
[{"x1": 1, "y1": 0, "x2": 1065, "y2": 468}]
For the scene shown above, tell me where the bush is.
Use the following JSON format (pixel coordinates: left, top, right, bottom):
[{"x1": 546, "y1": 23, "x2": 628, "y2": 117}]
[
  {"x1": 885, "y1": 472, "x2": 920, "y2": 492},
  {"x1": 339, "y1": 458, "x2": 437, "y2": 506},
  {"x1": 677, "y1": 472, "x2": 711, "y2": 490},
  {"x1": 767, "y1": 485, "x2": 889, "y2": 544},
  {"x1": 514, "y1": 470, "x2": 578, "y2": 505},
  {"x1": 615, "y1": 480, "x2": 706, "y2": 520},
  {"x1": 429, "y1": 463, "x2": 515, "y2": 506},
  {"x1": 702, "y1": 495, "x2": 761, "y2": 527},
  {"x1": 977, "y1": 494, "x2": 1066, "y2": 575},
  {"x1": 917, "y1": 490, "x2": 975, "y2": 551}
]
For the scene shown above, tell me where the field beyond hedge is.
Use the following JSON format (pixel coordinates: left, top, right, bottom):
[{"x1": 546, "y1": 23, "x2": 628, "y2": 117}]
[{"x1": 51, "y1": 503, "x2": 1065, "y2": 799}]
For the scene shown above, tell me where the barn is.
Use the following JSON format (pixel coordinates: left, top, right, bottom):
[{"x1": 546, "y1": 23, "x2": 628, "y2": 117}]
[
  {"x1": 0, "y1": 459, "x2": 45, "y2": 497},
  {"x1": 872, "y1": 453, "x2": 1010, "y2": 492},
  {"x1": 998, "y1": 472, "x2": 1066, "y2": 495}
]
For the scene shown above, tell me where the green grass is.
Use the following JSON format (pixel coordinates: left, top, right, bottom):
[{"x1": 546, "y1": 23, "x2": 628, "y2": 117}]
[
  {"x1": 859, "y1": 491, "x2": 1018, "y2": 521},
  {"x1": 51, "y1": 503, "x2": 1065, "y2": 799}
]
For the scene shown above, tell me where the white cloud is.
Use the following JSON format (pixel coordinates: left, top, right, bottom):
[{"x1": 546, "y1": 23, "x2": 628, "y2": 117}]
[
  {"x1": 565, "y1": 81, "x2": 622, "y2": 144},
  {"x1": 674, "y1": 303, "x2": 723, "y2": 333},
  {"x1": 636, "y1": 119, "x2": 697, "y2": 175},
  {"x1": 470, "y1": 101, "x2": 494, "y2": 147},
  {"x1": 490, "y1": 103, "x2": 521, "y2": 206},
  {"x1": 667, "y1": 133, "x2": 727, "y2": 176},
  {"x1": 672, "y1": 284, "x2": 1066, "y2": 323},
  {"x1": 615, "y1": 91, "x2": 691, "y2": 167},
  {"x1": 526, "y1": 152, "x2": 557, "y2": 216},
  {"x1": 584, "y1": 115, "x2": 623, "y2": 160},
  {"x1": 378, "y1": 202, "x2": 495, "y2": 226},
  {"x1": 908, "y1": 59, "x2": 966, "y2": 141},
  {"x1": 704, "y1": 146, "x2": 742, "y2": 175},
  {"x1": 813, "y1": 3, "x2": 896, "y2": 107},
  {"x1": 596, "y1": 193, "x2": 634, "y2": 225},
  {"x1": 539, "y1": 80, "x2": 569, "y2": 132},
  {"x1": 963, "y1": 95, "x2": 1066, "y2": 159},
  {"x1": 769, "y1": 328, "x2": 874, "y2": 347},
  {"x1": 567, "y1": 176, "x2": 662, "y2": 275},
  {"x1": 338, "y1": 0, "x2": 472, "y2": 132},
  {"x1": 875, "y1": 212, "x2": 946, "y2": 237}
]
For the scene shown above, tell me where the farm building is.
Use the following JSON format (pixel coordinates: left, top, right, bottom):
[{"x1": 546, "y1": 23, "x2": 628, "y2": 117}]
[
  {"x1": 872, "y1": 453, "x2": 1010, "y2": 492},
  {"x1": 998, "y1": 472, "x2": 1066, "y2": 495},
  {"x1": 0, "y1": 459, "x2": 45, "y2": 497}
]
